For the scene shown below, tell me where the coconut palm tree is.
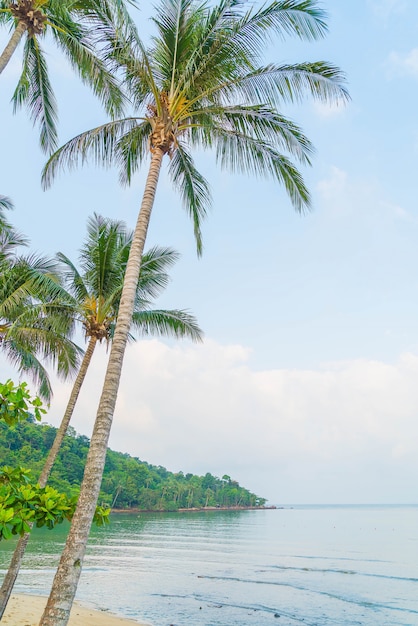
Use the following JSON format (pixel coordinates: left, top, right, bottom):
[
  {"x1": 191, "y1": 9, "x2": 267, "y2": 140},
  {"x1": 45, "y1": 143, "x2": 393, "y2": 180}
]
[
  {"x1": 40, "y1": 1, "x2": 349, "y2": 623},
  {"x1": 0, "y1": 254, "x2": 81, "y2": 403},
  {"x1": 0, "y1": 212, "x2": 202, "y2": 618},
  {"x1": 41, "y1": 212, "x2": 202, "y2": 486},
  {"x1": 0, "y1": 201, "x2": 80, "y2": 397},
  {"x1": 0, "y1": 0, "x2": 138, "y2": 152}
]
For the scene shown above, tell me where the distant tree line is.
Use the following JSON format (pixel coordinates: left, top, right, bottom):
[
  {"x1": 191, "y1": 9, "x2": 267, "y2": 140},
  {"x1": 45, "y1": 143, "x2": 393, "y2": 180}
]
[{"x1": 0, "y1": 418, "x2": 266, "y2": 511}]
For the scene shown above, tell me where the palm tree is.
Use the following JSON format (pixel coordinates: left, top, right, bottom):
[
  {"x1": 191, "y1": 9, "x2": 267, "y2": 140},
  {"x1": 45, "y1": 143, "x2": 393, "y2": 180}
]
[
  {"x1": 40, "y1": 1, "x2": 349, "y2": 623},
  {"x1": 0, "y1": 212, "x2": 202, "y2": 618},
  {"x1": 0, "y1": 0, "x2": 138, "y2": 152},
  {"x1": 41, "y1": 212, "x2": 202, "y2": 487},
  {"x1": 1, "y1": 200, "x2": 80, "y2": 398},
  {"x1": 0, "y1": 254, "x2": 81, "y2": 403}
]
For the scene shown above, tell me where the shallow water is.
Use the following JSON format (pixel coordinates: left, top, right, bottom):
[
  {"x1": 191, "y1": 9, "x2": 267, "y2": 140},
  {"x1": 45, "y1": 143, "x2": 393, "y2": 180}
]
[{"x1": 0, "y1": 505, "x2": 417, "y2": 625}]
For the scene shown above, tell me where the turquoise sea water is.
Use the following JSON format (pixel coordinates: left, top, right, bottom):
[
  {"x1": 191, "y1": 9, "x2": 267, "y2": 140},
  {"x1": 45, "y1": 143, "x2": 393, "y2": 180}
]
[{"x1": 0, "y1": 505, "x2": 417, "y2": 625}]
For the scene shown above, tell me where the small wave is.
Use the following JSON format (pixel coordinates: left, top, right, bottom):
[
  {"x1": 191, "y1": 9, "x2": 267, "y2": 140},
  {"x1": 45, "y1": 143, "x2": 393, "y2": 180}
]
[
  {"x1": 196, "y1": 574, "x2": 418, "y2": 617},
  {"x1": 151, "y1": 592, "x2": 331, "y2": 625},
  {"x1": 287, "y1": 554, "x2": 391, "y2": 564},
  {"x1": 270, "y1": 564, "x2": 418, "y2": 583}
]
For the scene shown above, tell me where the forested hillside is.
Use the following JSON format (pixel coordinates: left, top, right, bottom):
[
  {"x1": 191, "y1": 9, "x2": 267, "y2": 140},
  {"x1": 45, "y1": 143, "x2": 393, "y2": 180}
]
[{"x1": 0, "y1": 419, "x2": 266, "y2": 511}]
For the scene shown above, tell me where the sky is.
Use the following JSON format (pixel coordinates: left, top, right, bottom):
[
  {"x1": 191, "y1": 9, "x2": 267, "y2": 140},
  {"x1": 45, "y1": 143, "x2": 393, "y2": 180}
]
[{"x1": 1, "y1": 0, "x2": 418, "y2": 504}]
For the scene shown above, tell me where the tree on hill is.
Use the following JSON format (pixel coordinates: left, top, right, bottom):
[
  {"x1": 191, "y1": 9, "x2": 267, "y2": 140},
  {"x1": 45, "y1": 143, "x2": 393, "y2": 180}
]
[
  {"x1": 41, "y1": 1, "x2": 348, "y2": 622},
  {"x1": 0, "y1": 415, "x2": 267, "y2": 511}
]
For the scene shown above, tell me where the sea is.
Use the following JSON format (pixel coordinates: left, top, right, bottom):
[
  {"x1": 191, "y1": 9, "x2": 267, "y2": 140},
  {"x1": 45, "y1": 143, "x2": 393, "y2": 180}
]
[{"x1": 0, "y1": 504, "x2": 417, "y2": 626}]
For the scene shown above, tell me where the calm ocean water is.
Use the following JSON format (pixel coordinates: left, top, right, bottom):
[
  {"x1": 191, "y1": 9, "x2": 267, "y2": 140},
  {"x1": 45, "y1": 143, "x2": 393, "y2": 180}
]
[{"x1": 0, "y1": 505, "x2": 417, "y2": 625}]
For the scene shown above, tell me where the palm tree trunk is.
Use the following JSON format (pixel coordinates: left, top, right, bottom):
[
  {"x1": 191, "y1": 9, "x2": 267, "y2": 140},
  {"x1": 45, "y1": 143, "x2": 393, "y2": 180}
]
[
  {"x1": 0, "y1": 336, "x2": 98, "y2": 620},
  {"x1": 0, "y1": 22, "x2": 27, "y2": 75},
  {"x1": 39, "y1": 147, "x2": 165, "y2": 626}
]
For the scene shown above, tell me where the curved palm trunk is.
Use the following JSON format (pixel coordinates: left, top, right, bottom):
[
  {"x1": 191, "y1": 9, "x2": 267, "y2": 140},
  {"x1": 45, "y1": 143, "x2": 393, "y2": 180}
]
[
  {"x1": 39, "y1": 148, "x2": 165, "y2": 626},
  {"x1": 0, "y1": 22, "x2": 27, "y2": 74},
  {"x1": 0, "y1": 336, "x2": 98, "y2": 620}
]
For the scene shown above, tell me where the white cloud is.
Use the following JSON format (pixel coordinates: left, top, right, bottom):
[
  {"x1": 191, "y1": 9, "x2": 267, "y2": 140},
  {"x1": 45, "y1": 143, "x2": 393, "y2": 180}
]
[
  {"x1": 316, "y1": 167, "x2": 412, "y2": 223},
  {"x1": 368, "y1": 0, "x2": 407, "y2": 19},
  {"x1": 313, "y1": 101, "x2": 347, "y2": 119},
  {"x1": 387, "y1": 48, "x2": 418, "y2": 78},
  {"x1": 33, "y1": 338, "x2": 418, "y2": 504}
]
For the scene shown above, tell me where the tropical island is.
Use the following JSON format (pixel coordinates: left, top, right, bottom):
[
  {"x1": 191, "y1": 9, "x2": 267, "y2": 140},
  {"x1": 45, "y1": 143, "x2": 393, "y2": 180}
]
[{"x1": 0, "y1": 417, "x2": 267, "y2": 512}]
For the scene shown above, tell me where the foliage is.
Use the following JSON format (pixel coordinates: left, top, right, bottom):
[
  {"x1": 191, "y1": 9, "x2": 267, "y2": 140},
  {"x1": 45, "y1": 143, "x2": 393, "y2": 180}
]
[
  {"x1": 0, "y1": 465, "x2": 109, "y2": 540},
  {"x1": 0, "y1": 466, "x2": 76, "y2": 540},
  {"x1": 0, "y1": 379, "x2": 46, "y2": 427},
  {"x1": 0, "y1": 0, "x2": 140, "y2": 152},
  {"x1": 0, "y1": 419, "x2": 267, "y2": 510},
  {"x1": 43, "y1": 0, "x2": 349, "y2": 252},
  {"x1": 0, "y1": 381, "x2": 109, "y2": 541},
  {"x1": 57, "y1": 213, "x2": 203, "y2": 345},
  {"x1": 0, "y1": 229, "x2": 82, "y2": 402}
]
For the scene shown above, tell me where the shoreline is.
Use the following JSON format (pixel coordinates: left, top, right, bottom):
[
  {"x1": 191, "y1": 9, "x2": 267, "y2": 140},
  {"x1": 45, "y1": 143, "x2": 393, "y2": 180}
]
[
  {"x1": 2, "y1": 594, "x2": 150, "y2": 626},
  {"x1": 112, "y1": 505, "x2": 278, "y2": 513}
]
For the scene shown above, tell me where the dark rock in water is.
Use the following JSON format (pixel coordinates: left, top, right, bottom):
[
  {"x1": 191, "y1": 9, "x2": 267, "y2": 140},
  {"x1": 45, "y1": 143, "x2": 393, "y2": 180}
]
[{"x1": 274, "y1": 613, "x2": 281, "y2": 618}]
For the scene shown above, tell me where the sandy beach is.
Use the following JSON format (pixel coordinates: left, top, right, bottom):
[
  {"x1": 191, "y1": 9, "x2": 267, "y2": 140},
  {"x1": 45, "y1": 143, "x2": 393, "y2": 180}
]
[{"x1": 1, "y1": 594, "x2": 149, "y2": 626}]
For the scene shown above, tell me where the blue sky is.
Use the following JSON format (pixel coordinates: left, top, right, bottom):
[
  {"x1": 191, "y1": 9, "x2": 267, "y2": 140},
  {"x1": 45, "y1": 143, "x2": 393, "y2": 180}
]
[{"x1": 1, "y1": 0, "x2": 418, "y2": 504}]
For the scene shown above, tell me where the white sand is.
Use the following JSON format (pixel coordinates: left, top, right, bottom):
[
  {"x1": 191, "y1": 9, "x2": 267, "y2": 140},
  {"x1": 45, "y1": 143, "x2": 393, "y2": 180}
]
[{"x1": 1, "y1": 593, "x2": 150, "y2": 625}]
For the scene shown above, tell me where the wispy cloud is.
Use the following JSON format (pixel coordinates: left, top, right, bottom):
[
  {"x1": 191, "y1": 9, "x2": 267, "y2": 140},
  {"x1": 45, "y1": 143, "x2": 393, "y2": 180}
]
[
  {"x1": 368, "y1": 0, "x2": 407, "y2": 19},
  {"x1": 316, "y1": 167, "x2": 412, "y2": 222},
  {"x1": 387, "y1": 48, "x2": 418, "y2": 78},
  {"x1": 313, "y1": 101, "x2": 347, "y2": 119}
]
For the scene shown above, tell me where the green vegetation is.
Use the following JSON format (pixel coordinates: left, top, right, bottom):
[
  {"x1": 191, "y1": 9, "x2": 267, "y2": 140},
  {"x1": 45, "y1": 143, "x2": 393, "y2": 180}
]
[
  {"x1": 0, "y1": 381, "x2": 108, "y2": 542},
  {"x1": 0, "y1": 379, "x2": 46, "y2": 427},
  {"x1": 0, "y1": 208, "x2": 82, "y2": 403},
  {"x1": 0, "y1": 418, "x2": 266, "y2": 511}
]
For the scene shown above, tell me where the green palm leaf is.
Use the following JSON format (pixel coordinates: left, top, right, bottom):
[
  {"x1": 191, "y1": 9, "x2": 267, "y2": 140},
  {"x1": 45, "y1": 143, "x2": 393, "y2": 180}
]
[
  {"x1": 1, "y1": 250, "x2": 82, "y2": 402},
  {"x1": 1, "y1": 0, "x2": 140, "y2": 150},
  {"x1": 131, "y1": 308, "x2": 203, "y2": 342},
  {"x1": 41, "y1": 118, "x2": 143, "y2": 188},
  {"x1": 12, "y1": 37, "x2": 58, "y2": 153},
  {"x1": 168, "y1": 143, "x2": 211, "y2": 255},
  {"x1": 56, "y1": 213, "x2": 203, "y2": 346}
]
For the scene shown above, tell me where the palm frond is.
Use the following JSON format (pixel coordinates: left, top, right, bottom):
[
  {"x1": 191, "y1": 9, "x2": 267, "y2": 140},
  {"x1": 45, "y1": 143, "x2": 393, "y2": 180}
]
[
  {"x1": 0, "y1": 197, "x2": 28, "y2": 259},
  {"x1": 1, "y1": 339, "x2": 53, "y2": 402},
  {"x1": 212, "y1": 126, "x2": 310, "y2": 212},
  {"x1": 190, "y1": 104, "x2": 313, "y2": 164},
  {"x1": 0, "y1": 195, "x2": 13, "y2": 212},
  {"x1": 136, "y1": 245, "x2": 180, "y2": 300},
  {"x1": 131, "y1": 308, "x2": 203, "y2": 342},
  {"x1": 41, "y1": 118, "x2": 142, "y2": 188},
  {"x1": 168, "y1": 142, "x2": 211, "y2": 255},
  {"x1": 116, "y1": 120, "x2": 152, "y2": 185},
  {"x1": 12, "y1": 37, "x2": 58, "y2": 153},
  {"x1": 56, "y1": 252, "x2": 90, "y2": 305},
  {"x1": 49, "y1": 11, "x2": 127, "y2": 118},
  {"x1": 6, "y1": 322, "x2": 82, "y2": 380},
  {"x1": 170, "y1": 0, "x2": 245, "y2": 103},
  {"x1": 235, "y1": 61, "x2": 350, "y2": 105},
  {"x1": 151, "y1": 0, "x2": 202, "y2": 94},
  {"x1": 230, "y1": 0, "x2": 329, "y2": 61}
]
